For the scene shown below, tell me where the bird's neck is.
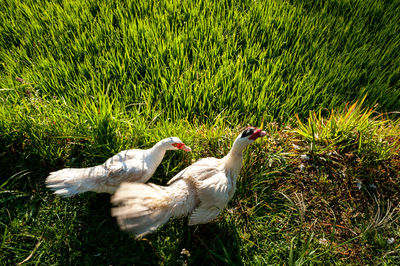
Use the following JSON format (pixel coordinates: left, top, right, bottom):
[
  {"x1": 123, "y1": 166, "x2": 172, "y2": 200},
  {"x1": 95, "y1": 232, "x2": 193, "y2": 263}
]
[
  {"x1": 147, "y1": 142, "x2": 167, "y2": 166},
  {"x1": 223, "y1": 140, "x2": 246, "y2": 182}
]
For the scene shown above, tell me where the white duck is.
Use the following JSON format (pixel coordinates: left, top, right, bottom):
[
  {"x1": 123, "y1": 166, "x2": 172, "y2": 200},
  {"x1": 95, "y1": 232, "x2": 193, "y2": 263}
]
[
  {"x1": 46, "y1": 137, "x2": 191, "y2": 197},
  {"x1": 111, "y1": 127, "x2": 266, "y2": 238}
]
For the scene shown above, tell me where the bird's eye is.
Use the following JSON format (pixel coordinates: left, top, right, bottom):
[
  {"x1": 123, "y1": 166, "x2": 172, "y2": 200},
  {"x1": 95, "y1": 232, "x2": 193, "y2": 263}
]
[
  {"x1": 241, "y1": 128, "x2": 255, "y2": 138},
  {"x1": 172, "y1": 143, "x2": 184, "y2": 149}
]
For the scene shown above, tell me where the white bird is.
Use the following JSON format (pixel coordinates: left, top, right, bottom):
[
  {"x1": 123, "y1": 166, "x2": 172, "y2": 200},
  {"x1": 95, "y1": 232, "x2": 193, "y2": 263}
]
[
  {"x1": 111, "y1": 127, "x2": 266, "y2": 238},
  {"x1": 46, "y1": 137, "x2": 191, "y2": 197}
]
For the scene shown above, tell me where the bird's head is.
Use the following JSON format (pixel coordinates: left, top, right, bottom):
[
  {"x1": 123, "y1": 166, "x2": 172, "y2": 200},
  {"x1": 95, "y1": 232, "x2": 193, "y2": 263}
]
[
  {"x1": 231, "y1": 127, "x2": 266, "y2": 152},
  {"x1": 163, "y1": 137, "x2": 192, "y2": 152},
  {"x1": 240, "y1": 127, "x2": 267, "y2": 141}
]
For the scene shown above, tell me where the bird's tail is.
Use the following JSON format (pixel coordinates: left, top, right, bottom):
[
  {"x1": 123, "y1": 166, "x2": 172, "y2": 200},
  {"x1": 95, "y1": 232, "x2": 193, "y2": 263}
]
[
  {"x1": 46, "y1": 166, "x2": 102, "y2": 197},
  {"x1": 111, "y1": 180, "x2": 195, "y2": 238}
]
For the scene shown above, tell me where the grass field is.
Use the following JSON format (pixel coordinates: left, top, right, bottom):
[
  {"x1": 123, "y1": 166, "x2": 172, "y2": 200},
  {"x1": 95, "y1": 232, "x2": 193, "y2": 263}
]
[{"x1": 1, "y1": 0, "x2": 400, "y2": 264}]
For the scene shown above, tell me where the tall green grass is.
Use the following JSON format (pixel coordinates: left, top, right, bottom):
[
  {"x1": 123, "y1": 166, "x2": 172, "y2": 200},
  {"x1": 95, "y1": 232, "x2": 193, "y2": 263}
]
[
  {"x1": 1, "y1": 0, "x2": 399, "y2": 127},
  {"x1": 1, "y1": 0, "x2": 400, "y2": 264}
]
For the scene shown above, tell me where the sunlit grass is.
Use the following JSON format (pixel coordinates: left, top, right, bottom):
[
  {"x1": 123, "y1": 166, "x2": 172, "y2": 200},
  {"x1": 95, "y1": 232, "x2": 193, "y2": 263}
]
[
  {"x1": 294, "y1": 97, "x2": 400, "y2": 159},
  {"x1": 1, "y1": 0, "x2": 400, "y2": 264}
]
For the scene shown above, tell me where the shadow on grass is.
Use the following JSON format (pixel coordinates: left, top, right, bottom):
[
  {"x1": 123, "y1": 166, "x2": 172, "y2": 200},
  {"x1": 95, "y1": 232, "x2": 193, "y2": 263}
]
[
  {"x1": 64, "y1": 193, "x2": 243, "y2": 265},
  {"x1": 183, "y1": 220, "x2": 243, "y2": 265},
  {"x1": 69, "y1": 193, "x2": 157, "y2": 265}
]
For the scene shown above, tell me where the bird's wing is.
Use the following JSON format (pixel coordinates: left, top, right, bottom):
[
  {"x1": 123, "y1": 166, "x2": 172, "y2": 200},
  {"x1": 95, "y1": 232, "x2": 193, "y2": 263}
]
[
  {"x1": 166, "y1": 168, "x2": 187, "y2": 185},
  {"x1": 167, "y1": 157, "x2": 219, "y2": 185},
  {"x1": 103, "y1": 152, "x2": 128, "y2": 177},
  {"x1": 104, "y1": 150, "x2": 146, "y2": 179},
  {"x1": 188, "y1": 171, "x2": 230, "y2": 225},
  {"x1": 188, "y1": 207, "x2": 221, "y2": 225}
]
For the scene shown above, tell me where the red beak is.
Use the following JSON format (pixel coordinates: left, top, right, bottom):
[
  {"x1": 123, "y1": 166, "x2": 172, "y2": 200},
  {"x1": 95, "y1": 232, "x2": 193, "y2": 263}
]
[
  {"x1": 172, "y1": 143, "x2": 192, "y2": 152},
  {"x1": 249, "y1": 129, "x2": 267, "y2": 140}
]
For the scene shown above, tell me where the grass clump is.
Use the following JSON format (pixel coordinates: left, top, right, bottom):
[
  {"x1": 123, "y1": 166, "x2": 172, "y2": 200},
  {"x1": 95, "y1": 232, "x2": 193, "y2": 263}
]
[{"x1": 295, "y1": 97, "x2": 400, "y2": 160}]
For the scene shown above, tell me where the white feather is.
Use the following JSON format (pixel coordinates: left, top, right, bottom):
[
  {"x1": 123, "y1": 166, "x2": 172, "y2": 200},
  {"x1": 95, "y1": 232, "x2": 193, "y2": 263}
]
[
  {"x1": 112, "y1": 128, "x2": 266, "y2": 238},
  {"x1": 46, "y1": 137, "x2": 190, "y2": 197}
]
